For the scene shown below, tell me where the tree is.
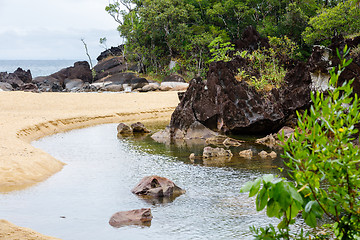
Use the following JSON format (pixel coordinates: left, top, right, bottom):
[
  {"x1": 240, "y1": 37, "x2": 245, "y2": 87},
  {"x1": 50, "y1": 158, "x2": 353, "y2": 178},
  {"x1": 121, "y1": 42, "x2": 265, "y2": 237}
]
[{"x1": 303, "y1": 0, "x2": 360, "y2": 45}]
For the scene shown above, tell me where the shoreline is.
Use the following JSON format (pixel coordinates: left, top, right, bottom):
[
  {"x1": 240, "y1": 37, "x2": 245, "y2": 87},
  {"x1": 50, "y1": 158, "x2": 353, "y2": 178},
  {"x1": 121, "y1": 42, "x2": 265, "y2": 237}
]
[{"x1": 0, "y1": 91, "x2": 179, "y2": 239}]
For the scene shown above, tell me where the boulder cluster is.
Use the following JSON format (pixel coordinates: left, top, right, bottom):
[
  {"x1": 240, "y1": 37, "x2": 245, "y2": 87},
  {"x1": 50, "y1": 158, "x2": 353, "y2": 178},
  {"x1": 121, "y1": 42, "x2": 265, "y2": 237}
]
[{"x1": 0, "y1": 47, "x2": 189, "y2": 93}]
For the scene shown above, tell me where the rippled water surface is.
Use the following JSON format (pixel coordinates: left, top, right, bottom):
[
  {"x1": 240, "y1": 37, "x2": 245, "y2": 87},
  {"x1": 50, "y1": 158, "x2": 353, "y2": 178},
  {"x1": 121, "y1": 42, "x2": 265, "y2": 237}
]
[{"x1": 0, "y1": 122, "x2": 284, "y2": 239}]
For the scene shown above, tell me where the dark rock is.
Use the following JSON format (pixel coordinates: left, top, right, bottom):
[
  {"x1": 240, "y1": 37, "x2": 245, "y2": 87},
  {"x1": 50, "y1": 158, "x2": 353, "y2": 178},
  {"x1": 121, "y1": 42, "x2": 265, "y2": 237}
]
[
  {"x1": 33, "y1": 76, "x2": 63, "y2": 92},
  {"x1": 18, "y1": 83, "x2": 38, "y2": 92},
  {"x1": 162, "y1": 74, "x2": 185, "y2": 82},
  {"x1": 177, "y1": 92, "x2": 185, "y2": 101},
  {"x1": 0, "y1": 72, "x2": 24, "y2": 89},
  {"x1": 93, "y1": 56, "x2": 126, "y2": 80},
  {"x1": 131, "y1": 176, "x2": 185, "y2": 198},
  {"x1": 234, "y1": 25, "x2": 270, "y2": 51},
  {"x1": 117, "y1": 123, "x2": 132, "y2": 135},
  {"x1": 329, "y1": 35, "x2": 360, "y2": 96},
  {"x1": 50, "y1": 61, "x2": 92, "y2": 85},
  {"x1": 124, "y1": 77, "x2": 149, "y2": 90},
  {"x1": 97, "y1": 45, "x2": 124, "y2": 62},
  {"x1": 64, "y1": 79, "x2": 84, "y2": 91},
  {"x1": 14, "y1": 68, "x2": 32, "y2": 83},
  {"x1": 131, "y1": 122, "x2": 151, "y2": 133},
  {"x1": 96, "y1": 72, "x2": 136, "y2": 85},
  {"x1": 109, "y1": 208, "x2": 152, "y2": 228},
  {"x1": 0, "y1": 82, "x2": 13, "y2": 91}
]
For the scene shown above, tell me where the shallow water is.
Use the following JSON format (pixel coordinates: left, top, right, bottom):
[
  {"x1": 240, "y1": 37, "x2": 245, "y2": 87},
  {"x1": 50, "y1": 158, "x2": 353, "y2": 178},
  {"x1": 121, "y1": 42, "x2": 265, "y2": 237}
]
[{"x1": 0, "y1": 122, "x2": 284, "y2": 239}]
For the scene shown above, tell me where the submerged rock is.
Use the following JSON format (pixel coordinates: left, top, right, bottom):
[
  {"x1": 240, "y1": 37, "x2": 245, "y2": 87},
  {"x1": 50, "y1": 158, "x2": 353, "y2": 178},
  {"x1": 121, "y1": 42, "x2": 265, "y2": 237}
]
[
  {"x1": 109, "y1": 208, "x2": 152, "y2": 228},
  {"x1": 258, "y1": 150, "x2": 277, "y2": 159}
]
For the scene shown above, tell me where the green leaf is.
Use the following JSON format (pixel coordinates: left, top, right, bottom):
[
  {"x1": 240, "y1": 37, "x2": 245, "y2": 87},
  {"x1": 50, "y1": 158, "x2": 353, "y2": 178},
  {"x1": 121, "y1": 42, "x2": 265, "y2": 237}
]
[
  {"x1": 249, "y1": 178, "x2": 261, "y2": 197},
  {"x1": 262, "y1": 174, "x2": 274, "y2": 183},
  {"x1": 266, "y1": 198, "x2": 282, "y2": 218},
  {"x1": 256, "y1": 188, "x2": 268, "y2": 211},
  {"x1": 240, "y1": 180, "x2": 255, "y2": 193},
  {"x1": 303, "y1": 211, "x2": 317, "y2": 228}
]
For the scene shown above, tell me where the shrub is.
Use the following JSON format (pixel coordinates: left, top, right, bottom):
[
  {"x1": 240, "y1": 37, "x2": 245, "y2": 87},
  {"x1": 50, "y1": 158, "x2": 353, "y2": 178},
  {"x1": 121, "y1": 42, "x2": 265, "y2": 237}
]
[{"x1": 240, "y1": 46, "x2": 360, "y2": 239}]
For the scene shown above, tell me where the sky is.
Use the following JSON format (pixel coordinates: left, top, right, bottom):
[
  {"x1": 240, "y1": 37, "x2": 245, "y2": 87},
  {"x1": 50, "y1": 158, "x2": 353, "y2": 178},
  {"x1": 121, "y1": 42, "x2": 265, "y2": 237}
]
[{"x1": 0, "y1": 0, "x2": 123, "y2": 60}]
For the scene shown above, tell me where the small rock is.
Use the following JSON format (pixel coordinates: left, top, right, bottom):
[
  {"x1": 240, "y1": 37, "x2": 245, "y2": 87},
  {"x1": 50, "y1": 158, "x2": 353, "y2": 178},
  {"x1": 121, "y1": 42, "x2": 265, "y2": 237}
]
[
  {"x1": 223, "y1": 138, "x2": 243, "y2": 147},
  {"x1": 109, "y1": 208, "x2": 153, "y2": 228},
  {"x1": 131, "y1": 122, "x2": 151, "y2": 133},
  {"x1": 117, "y1": 123, "x2": 132, "y2": 135},
  {"x1": 189, "y1": 153, "x2": 195, "y2": 162},
  {"x1": 269, "y1": 151, "x2": 277, "y2": 158},
  {"x1": 203, "y1": 146, "x2": 233, "y2": 159},
  {"x1": 239, "y1": 149, "x2": 253, "y2": 159},
  {"x1": 258, "y1": 150, "x2": 269, "y2": 158}
]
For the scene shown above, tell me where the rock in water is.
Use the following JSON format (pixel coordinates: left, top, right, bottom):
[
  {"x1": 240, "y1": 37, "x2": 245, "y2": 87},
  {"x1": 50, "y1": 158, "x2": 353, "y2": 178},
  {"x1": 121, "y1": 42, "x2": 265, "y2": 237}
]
[
  {"x1": 117, "y1": 123, "x2": 132, "y2": 135},
  {"x1": 131, "y1": 176, "x2": 185, "y2": 198},
  {"x1": 109, "y1": 208, "x2": 153, "y2": 228},
  {"x1": 131, "y1": 122, "x2": 151, "y2": 133},
  {"x1": 202, "y1": 146, "x2": 233, "y2": 159}
]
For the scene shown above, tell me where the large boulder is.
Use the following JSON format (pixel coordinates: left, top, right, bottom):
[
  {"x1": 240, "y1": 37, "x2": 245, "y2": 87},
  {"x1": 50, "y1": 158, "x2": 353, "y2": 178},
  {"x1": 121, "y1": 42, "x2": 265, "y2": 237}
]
[
  {"x1": 50, "y1": 61, "x2": 92, "y2": 85},
  {"x1": 162, "y1": 74, "x2": 185, "y2": 83},
  {"x1": 109, "y1": 208, "x2": 152, "y2": 228},
  {"x1": 14, "y1": 68, "x2": 32, "y2": 83},
  {"x1": 131, "y1": 176, "x2": 185, "y2": 198},
  {"x1": 93, "y1": 56, "x2": 126, "y2": 80},
  {"x1": 64, "y1": 79, "x2": 84, "y2": 91}
]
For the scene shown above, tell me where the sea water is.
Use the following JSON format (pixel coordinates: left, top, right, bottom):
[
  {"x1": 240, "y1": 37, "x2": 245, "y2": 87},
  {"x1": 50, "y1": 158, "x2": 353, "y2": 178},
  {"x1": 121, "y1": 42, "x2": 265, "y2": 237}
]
[{"x1": 0, "y1": 59, "x2": 93, "y2": 77}]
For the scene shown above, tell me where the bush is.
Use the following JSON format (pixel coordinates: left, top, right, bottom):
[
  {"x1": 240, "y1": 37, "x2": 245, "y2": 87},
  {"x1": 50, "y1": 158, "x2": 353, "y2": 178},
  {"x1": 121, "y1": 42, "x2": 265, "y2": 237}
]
[{"x1": 240, "y1": 46, "x2": 360, "y2": 239}]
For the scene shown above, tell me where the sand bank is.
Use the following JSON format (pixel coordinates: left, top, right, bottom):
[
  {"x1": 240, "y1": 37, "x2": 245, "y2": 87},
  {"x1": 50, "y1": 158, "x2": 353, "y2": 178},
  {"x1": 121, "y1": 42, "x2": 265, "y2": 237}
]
[{"x1": 0, "y1": 91, "x2": 179, "y2": 239}]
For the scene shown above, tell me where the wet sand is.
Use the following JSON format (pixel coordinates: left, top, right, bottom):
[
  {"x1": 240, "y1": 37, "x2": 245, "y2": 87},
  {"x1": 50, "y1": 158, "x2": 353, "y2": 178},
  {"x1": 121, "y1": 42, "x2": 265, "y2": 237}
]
[{"x1": 0, "y1": 91, "x2": 179, "y2": 239}]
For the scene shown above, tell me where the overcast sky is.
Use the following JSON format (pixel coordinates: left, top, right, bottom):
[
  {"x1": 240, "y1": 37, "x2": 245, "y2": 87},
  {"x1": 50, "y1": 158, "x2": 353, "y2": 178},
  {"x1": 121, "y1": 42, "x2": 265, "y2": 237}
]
[{"x1": 0, "y1": 0, "x2": 123, "y2": 60}]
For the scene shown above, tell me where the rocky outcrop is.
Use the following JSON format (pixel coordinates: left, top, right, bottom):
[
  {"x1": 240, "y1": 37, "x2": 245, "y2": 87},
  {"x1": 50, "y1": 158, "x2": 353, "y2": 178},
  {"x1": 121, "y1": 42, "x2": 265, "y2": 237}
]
[
  {"x1": 97, "y1": 45, "x2": 124, "y2": 62},
  {"x1": 169, "y1": 59, "x2": 311, "y2": 137},
  {"x1": 93, "y1": 56, "x2": 126, "y2": 80},
  {"x1": 0, "y1": 82, "x2": 13, "y2": 91},
  {"x1": 131, "y1": 176, "x2": 185, "y2": 199},
  {"x1": 50, "y1": 61, "x2": 92, "y2": 85},
  {"x1": 109, "y1": 208, "x2": 152, "y2": 228},
  {"x1": 13, "y1": 68, "x2": 32, "y2": 83}
]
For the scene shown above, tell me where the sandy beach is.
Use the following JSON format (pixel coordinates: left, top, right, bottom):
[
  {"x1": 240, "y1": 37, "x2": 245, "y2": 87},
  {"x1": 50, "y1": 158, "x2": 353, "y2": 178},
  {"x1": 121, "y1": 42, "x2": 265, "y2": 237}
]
[{"x1": 0, "y1": 91, "x2": 179, "y2": 239}]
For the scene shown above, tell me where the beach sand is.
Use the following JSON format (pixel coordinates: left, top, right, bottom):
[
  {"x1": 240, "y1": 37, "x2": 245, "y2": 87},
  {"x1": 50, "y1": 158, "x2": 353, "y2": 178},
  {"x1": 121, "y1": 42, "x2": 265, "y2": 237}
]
[{"x1": 0, "y1": 91, "x2": 179, "y2": 239}]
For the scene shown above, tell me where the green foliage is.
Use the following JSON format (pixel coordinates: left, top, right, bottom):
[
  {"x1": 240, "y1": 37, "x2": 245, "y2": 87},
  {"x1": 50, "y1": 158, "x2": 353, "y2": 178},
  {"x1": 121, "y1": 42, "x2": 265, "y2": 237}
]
[
  {"x1": 268, "y1": 35, "x2": 300, "y2": 59},
  {"x1": 241, "y1": 48, "x2": 360, "y2": 239},
  {"x1": 236, "y1": 48, "x2": 287, "y2": 90},
  {"x1": 303, "y1": 0, "x2": 360, "y2": 45},
  {"x1": 207, "y1": 37, "x2": 235, "y2": 63},
  {"x1": 105, "y1": 0, "x2": 358, "y2": 75}
]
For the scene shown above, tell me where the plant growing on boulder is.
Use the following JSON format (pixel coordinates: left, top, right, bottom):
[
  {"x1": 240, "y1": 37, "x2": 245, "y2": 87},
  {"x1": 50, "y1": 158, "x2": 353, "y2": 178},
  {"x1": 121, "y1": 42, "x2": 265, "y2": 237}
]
[{"x1": 240, "y1": 47, "x2": 360, "y2": 239}]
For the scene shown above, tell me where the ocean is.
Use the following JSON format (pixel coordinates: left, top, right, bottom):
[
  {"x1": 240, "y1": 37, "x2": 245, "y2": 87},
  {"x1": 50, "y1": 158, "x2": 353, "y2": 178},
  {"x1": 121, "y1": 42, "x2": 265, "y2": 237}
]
[{"x1": 0, "y1": 60, "x2": 94, "y2": 78}]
